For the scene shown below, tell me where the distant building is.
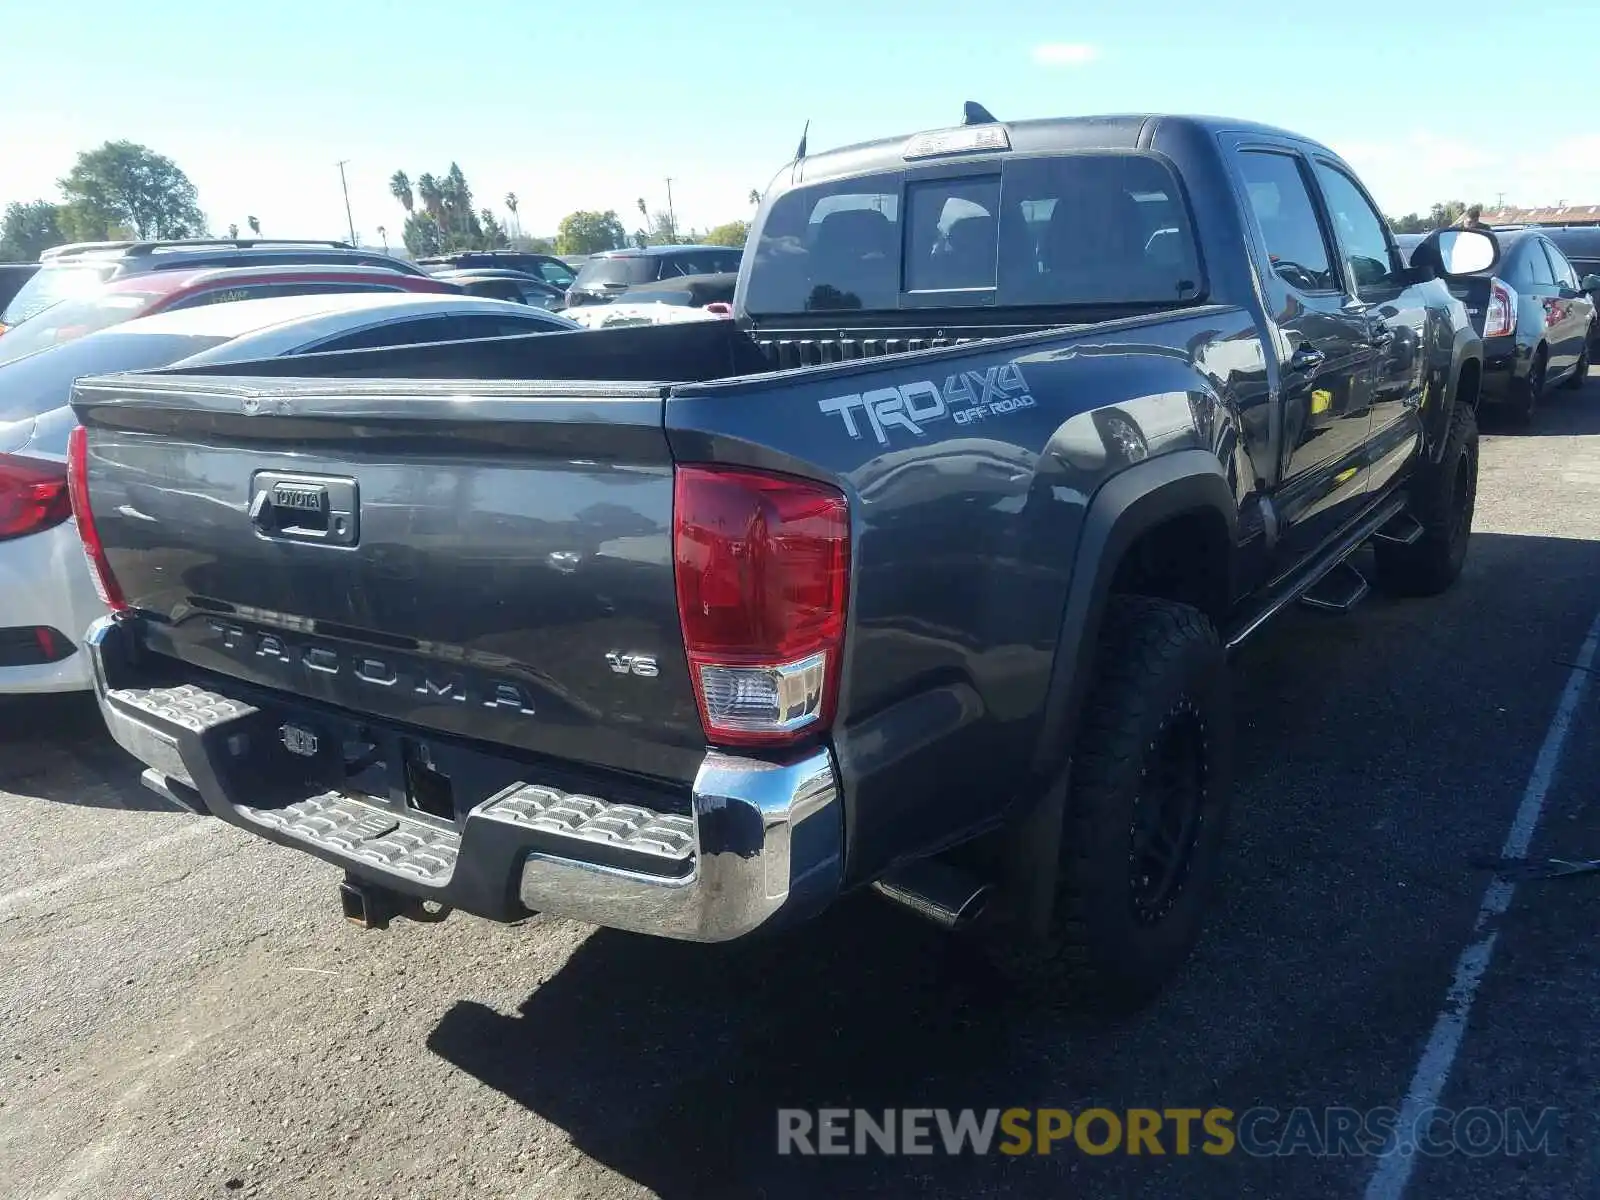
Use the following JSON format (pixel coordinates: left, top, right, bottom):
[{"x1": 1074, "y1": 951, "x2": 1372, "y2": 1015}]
[{"x1": 1481, "y1": 204, "x2": 1600, "y2": 227}]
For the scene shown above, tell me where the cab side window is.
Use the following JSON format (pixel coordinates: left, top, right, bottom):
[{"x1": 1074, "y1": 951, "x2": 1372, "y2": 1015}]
[
  {"x1": 1235, "y1": 151, "x2": 1338, "y2": 293},
  {"x1": 1313, "y1": 163, "x2": 1401, "y2": 298}
]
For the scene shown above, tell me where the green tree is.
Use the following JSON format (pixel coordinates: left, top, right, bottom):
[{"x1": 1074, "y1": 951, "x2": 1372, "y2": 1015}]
[
  {"x1": 702, "y1": 220, "x2": 749, "y2": 248},
  {"x1": 510, "y1": 234, "x2": 557, "y2": 254},
  {"x1": 556, "y1": 209, "x2": 627, "y2": 255},
  {"x1": 504, "y1": 191, "x2": 519, "y2": 236},
  {"x1": 748, "y1": 188, "x2": 761, "y2": 207},
  {"x1": 402, "y1": 212, "x2": 444, "y2": 256},
  {"x1": 479, "y1": 209, "x2": 509, "y2": 249},
  {"x1": 0, "y1": 200, "x2": 66, "y2": 260},
  {"x1": 227, "y1": 222, "x2": 239, "y2": 239},
  {"x1": 59, "y1": 141, "x2": 205, "y2": 239}
]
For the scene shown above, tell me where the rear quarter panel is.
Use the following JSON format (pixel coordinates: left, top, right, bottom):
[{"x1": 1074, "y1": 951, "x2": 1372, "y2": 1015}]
[{"x1": 668, "y1": 306, "x2": 1267, "y2": 882}]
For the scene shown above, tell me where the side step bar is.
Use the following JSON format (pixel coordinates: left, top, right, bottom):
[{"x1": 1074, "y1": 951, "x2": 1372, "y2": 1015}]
[
  {"x1": 1372, "y1": 512, "x2": 1425, "y2": 546},
  {"x1": 1224, "y1": 494, "x2": 1406, "y2": 651},
  {"x1": 1299, "y1": 560, "x2": 1370, "y2": 612}
]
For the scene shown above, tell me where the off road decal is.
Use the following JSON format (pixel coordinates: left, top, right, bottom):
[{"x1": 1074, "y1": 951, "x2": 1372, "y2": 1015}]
[{"x1": 818, "y1": 363, "x2": 1036, "y2": 445}]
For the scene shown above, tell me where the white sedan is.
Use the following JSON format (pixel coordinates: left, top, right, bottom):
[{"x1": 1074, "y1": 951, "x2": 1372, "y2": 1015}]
[{"x1": 0, "y1": 292, "x2": 579, "y2": 694}]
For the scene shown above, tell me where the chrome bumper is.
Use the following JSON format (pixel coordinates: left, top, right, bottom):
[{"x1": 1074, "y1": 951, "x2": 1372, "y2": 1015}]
[{"x1": 86, "y1": 615, "x2": 843, "y2": 942}]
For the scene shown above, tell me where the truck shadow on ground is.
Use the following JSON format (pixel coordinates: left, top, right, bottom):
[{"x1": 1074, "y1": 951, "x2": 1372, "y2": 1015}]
[
  {"x1": 428, "y1": 529, "x2": 1600, "y2": 1199},
  {"x1": 0, "y1": 692, "x2": 172, "y2": 811}
]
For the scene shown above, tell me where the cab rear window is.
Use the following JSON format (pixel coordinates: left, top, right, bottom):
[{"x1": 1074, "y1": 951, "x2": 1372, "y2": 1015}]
[{"x1": 742, "y1": 153, "x2": 1203, "y2": 314}]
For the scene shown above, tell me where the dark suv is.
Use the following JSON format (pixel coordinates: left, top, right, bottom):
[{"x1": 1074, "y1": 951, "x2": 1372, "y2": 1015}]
[
  {"x1": 1, "y1": 239, "x2": 426, "y2": 331},
  {"x1": 565, "y1": 245, "x2": 744, "y2": 306},
  {"x1": 416, "y1": 252, "x2": 577, "y2": 291}
]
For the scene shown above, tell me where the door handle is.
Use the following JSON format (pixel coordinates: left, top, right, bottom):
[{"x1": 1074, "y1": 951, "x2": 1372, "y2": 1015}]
[{"x1": 1288, "y1": 345, "x2": 1327, "y2": 372}]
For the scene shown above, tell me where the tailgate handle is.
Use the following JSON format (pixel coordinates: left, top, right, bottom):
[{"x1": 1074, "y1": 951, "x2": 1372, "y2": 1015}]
[{"x1": 249, "y1": 472, "x2": 359, "y2": 547}]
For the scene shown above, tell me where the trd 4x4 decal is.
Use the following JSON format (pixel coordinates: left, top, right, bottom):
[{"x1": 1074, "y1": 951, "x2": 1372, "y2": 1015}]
[{"x1": 818, "y1": 363, "x2": 1036, "y2": 445}]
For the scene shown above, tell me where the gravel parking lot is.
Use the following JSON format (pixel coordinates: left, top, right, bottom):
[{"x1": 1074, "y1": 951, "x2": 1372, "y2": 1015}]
[{"x1": 4, "y1": 384, "x2": 1600, "y2": 1200}]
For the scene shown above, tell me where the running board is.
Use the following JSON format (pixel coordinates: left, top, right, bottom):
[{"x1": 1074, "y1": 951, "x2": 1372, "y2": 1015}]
[
  {"x1": 1224, "y1": 495, "x2": 1406, "y2": 651},
  {"x1": 1371, "y1": 512, "x2": 1424, "y2": 546},
  {"x1": 1299, "y1": 560, "x2": 1369, "y2": 612}
]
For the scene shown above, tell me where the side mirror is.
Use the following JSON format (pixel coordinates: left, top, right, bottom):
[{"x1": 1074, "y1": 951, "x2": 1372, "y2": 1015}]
[
  {"x1": 1581, "y1": 274, "x2": 1600, "y2": 293},
  {"x1": 1411, "y1": 228, "x2": 1500, "y2": 279}
]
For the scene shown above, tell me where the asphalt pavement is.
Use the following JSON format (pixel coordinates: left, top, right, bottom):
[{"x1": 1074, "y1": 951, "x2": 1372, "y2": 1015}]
[{"x1": 3, "y1": 383, "x2": 1600, "y2": 1200}]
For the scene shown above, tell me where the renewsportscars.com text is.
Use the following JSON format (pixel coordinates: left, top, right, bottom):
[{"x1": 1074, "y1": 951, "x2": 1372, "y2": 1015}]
[{"x1": 777, "y1": 1106, "x2": 1559, "y2": 1158}]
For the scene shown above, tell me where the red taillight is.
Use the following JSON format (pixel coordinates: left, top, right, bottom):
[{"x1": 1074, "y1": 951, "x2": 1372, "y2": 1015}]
[
  {"x1": 66, "y1": 425, "x2": 126, "y2": 611},
  {"x1": 673, "y1": 465, "x2": 850, "y2": 747},
  {"x1": 1483, "y1": 279, "x2": 1516, "y2": 338},
  {"x1": 0, "y1": 453, "x2": 71, "y2": 542}
]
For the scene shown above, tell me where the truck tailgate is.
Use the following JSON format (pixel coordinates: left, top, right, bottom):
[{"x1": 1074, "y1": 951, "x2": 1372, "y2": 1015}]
[{"x1": 70, "y1": 375, "x2": 706, "y2": 785}]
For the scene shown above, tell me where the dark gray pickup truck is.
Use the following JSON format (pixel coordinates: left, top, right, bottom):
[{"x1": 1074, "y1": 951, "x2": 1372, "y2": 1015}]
[{"x1": 69, "y1": 110, "x2": 1497, "y2": 1010}]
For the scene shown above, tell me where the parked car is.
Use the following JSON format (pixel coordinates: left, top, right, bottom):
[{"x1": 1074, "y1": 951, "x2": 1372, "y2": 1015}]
[
  {"x1": 0, "y1": 238, "x2": 427, "y2": 332},
  {"x1": 0, "y1": 264, "x2": 39, "y2": 316},
  {"x1": 72, "y1": 112, "x2": 1492, "y2": 1010},
  {"x1": 558, "y1": 301, "x2": 731, "y2": 329},
  {"x1": 428, "y1": 268, "x2": 567, "y2": 311},
  {"x1": 0, "y1": 264, "x2": 460, "y2": 366},
  {"x1": 417, "y1": 252, "x2": 577, "y2": 290},
  {"x1": 0, "y1": 292, "x2": 578, "y2": 695},
  {"x1": 564, "y1": 245, "x2": 744, "y2": 306},
  {"x1": 1538, "y1": 226, "x2": 1600, "y2": 349},
  {"x1": 611, "y1": 271, "x2": 738, "y2": 309},
  {"x1": 1449, "y1": 231, "x2": 1591, "y2": 422}
]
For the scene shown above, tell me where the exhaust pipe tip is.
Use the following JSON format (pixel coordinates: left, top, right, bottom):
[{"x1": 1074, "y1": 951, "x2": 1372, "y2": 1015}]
[{"x1": 873, "y1": 858, "x2": 993, "y2": 932}]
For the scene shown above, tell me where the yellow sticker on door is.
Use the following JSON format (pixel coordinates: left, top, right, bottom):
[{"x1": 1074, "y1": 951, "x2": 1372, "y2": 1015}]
[{"x1": 1312, "y1": 389, "x2": 1333, "y2": 415}]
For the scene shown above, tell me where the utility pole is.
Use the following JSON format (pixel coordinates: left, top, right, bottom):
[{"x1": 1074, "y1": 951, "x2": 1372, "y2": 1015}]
[
  {"x1": 336, "y1": 160, "x2": 358, "y2": 247},
  {"x1": 664, "y1": 177, "x2": 677, "y2": 241},
  {"x1": 1496, "y1": 191, "x2": 1506, "y2": 209}
]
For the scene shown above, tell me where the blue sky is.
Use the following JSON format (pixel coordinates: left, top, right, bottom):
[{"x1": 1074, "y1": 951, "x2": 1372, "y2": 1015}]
[{"x1": 5, "y1": 0, "x2": 1599, "y2": 246}]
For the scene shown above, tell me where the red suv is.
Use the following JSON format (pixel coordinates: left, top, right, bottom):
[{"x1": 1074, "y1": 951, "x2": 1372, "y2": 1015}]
[{"x1": 0, "y1": 264, "x2": 457, "y2": 362}]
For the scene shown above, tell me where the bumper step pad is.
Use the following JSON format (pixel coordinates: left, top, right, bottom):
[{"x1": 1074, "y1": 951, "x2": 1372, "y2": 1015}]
[
  {"x1": 241, "y1": 791, "x2": 461, "y2": 885},
  {"x1": 484, "y1": 784, "x2": 695, "y2": 868},
  {"x1": 108, "y1": 683, "x2": 258, "y2": 732}
]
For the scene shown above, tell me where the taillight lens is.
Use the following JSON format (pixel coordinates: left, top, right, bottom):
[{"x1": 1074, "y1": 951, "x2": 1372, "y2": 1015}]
[
  {"x1": 1483, "y1": 279, "x2": 1516, "y2": 338},
  {"x1": 673, "y1": 465, "x2": 849, "y2": 747},
  {"x1": 66, "y1": 425, "x2": 126, "y2": 611},
  {"x1": 0, "y1": 453, "x2": 71, "y2": 542}
]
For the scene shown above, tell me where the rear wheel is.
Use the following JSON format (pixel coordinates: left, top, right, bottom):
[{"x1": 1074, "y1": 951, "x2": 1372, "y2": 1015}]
[
  {"x1": 1563, "y1": 335, "x2": 1591, "y2": 390},
  {"x1": 1509, "y1": 347, "x2": 1546, "y2": 423},
  {"x1": 1373, "y1": 402, "x2": 1478, "y2": 597},
  {"x1": 983, "y1": 596, "x2": 1232, "y2": 1011}
]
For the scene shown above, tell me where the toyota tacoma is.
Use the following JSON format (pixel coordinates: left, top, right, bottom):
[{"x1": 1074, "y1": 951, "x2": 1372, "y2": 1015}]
[{"x1": 68, "y1": 109, "x2": 1493, "y2": 1009}]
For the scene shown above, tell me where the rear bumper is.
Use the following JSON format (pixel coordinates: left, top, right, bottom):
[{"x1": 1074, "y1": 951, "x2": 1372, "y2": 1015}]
[
  {"x1": 1478, "y1": 334, "x2": 1527, "y2": 403},
  {"x1": 86, "y1": 615, "x2": 843, "y2": 941},
  {"x1": 0, "y1": 519, "x2": 105, "y2": 694}
]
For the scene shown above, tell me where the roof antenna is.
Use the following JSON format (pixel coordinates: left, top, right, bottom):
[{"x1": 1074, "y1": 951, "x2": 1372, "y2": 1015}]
[
  {"x1": 790, "y1": 119, "x2": 811, "y2": 183},
  {"x1": 963, "y1": 101, "x2": 998, "y2": 126}
]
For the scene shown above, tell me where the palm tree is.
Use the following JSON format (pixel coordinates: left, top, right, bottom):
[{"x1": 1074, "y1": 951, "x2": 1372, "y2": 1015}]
[
  {"x1": 377, "y1": 224, "x2": 388, "y2": 251},
  {"x1": 389, "y1": 170, "x2": 413, "y2": 214},
  {"x1": 504, "y1": 191, "x2": 519, "y2": 237},
  {"x1": 637, "y1": 197, "x2": 648, "y2": 221},
  {"x1": 748, "y1": 188, "x2": 761, "y2": 206},
  {"x1": 247, "y1": 215, "x2": 260, "y2": 236},
  {"x1": 417, "y1": 174, "x2": 443, "y2": 223}
]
